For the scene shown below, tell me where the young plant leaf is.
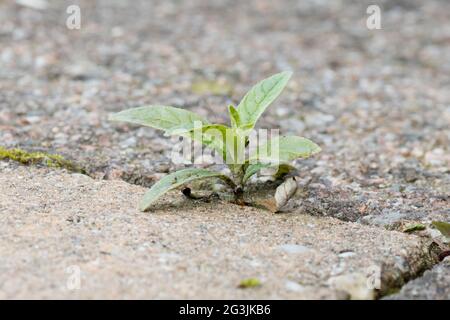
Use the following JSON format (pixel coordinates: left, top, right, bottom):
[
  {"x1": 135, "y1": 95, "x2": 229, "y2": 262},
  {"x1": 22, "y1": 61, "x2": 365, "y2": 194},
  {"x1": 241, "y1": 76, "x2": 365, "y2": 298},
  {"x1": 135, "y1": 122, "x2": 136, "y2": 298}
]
[
  {"x1": 110, "y1": 106, "x2": 231, "y2": 162},
  {"x1": 237, "y1": 71, "x2": 292, "y2": 129},
  {"x1": 168, "y1": 123, "x2": 228, "y2": 136},
  {"x1": 228, "y1": 104, "x2": 241, "y2": 128},
  {"x1": 110, "y1": 105, "x2": 209, "y2": 133},
  {"x1": 170, "y1": 123, "x2": 229, "y2": 158},
  {"x1": 139, "y1": 168, "x2": 234, "y2": 211},
  {"x1": 249, "y1": 135, "x2": 321, "y2": 164},
  {"x1": 197, "y1": 124, "x2": 230, "y2": 161}
]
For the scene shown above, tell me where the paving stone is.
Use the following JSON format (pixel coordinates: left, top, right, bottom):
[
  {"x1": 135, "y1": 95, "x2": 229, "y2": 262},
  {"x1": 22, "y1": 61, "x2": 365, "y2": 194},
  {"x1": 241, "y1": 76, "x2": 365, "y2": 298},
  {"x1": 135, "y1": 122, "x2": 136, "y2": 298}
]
[{"x1": 0, "y1": 166, "x2": 437, "y2": 299}]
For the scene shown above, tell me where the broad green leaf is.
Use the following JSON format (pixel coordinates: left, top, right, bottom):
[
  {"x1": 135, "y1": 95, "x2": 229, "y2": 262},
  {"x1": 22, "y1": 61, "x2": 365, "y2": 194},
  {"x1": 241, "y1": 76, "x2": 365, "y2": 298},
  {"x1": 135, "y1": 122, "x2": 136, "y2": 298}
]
[
  {"x1": 242, "y1": 163, "x2": 296, "y2": 183},
  {"x1": 249, "y1": 135, "x2": 321, "y2": 164},
  {"x1": 110, "y1": 106, "x2": 230, "y2": 160},
  {"x1": 196, "y1": 124, "x2": 229, "y2": 161},
  {"x1": 432, "y1": 221, "x2": 450, "y2": 238},
  {"x1": 167, "y1": 123, "x2": 226, "y2": 136},
  {"x1": 139, "y1": 168, "x2": 233, "y2": 211},
  {"x1": 110, "y1": 105, "x2": 209, "y2": 133},
  {"x1": 228, "y1": 104, "x2": 241, "y2": 128},
  {"x1": 172, "y1": 124, "x2": 229, "y2": 145},
  {"x1": 181, "y1": 124, "x2": 245, "y2": 166},
  {"x1": 170, "y1": 123, "x2": 230, "y2": 161},
  {"x1": 237, "y1": 71, "x2": 292, "y2": 129}
]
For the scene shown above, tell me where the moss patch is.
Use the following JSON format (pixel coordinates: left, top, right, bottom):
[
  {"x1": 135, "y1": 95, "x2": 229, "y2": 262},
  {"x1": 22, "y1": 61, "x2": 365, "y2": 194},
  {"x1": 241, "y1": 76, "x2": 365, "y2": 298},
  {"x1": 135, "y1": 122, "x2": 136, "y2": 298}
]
[
  {"x1": 238, "y1": 278, "x2": 262, "y2": 289},
  {"x1": 0, "y1": 146, "x2": 86, "y2": 174}
]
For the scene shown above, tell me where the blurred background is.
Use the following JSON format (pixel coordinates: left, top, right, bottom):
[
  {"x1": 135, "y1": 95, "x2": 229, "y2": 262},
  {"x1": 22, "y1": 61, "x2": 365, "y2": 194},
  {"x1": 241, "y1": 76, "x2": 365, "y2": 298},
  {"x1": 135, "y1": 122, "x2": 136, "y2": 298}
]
[{"x1": 0, "y1": 0, "x2": 449, "y2": 221}]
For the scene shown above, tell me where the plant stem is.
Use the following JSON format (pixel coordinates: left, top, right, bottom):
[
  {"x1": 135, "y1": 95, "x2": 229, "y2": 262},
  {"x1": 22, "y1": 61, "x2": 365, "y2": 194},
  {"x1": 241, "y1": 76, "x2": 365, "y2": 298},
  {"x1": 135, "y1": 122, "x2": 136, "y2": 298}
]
[
  {"x1": 218, "y1": 174, "x2": 237, "y2": 190},
  {"x1": 233, "y1": 185, "x2": 245, "y2": 205}
]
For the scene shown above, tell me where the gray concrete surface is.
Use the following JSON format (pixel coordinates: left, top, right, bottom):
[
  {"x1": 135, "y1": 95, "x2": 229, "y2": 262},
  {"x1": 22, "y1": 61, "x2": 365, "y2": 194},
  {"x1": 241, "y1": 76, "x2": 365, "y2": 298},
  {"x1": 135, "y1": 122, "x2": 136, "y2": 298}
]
[{"x1": 0, "y1": 165, "x2": 438, "y2": 299}]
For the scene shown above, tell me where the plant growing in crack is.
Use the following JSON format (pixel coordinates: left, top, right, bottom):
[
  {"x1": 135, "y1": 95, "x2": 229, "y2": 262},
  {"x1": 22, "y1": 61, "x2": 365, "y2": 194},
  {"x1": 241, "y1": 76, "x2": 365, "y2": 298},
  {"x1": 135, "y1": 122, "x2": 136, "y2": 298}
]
[{"x1": 110, "y1": 71, "x2": 321, "y2": 211}]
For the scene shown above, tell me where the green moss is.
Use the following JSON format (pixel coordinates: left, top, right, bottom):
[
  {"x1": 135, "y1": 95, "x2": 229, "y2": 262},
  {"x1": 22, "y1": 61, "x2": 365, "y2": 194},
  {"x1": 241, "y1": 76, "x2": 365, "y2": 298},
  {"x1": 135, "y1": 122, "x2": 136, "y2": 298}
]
[
  {"x1": 0, "y1": 146, "x2": 86, "y2": 174},
  {"x1": 238, "y1": 278, "x2": 262, "y2": 289}
]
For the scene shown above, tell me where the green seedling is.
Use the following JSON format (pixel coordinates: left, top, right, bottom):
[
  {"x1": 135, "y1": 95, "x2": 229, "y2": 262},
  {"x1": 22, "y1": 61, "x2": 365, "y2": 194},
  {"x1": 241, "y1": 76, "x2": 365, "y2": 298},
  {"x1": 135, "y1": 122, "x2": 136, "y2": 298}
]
[{"x1": 111, "y1": 71, "x2": 321, "y2": 211}]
